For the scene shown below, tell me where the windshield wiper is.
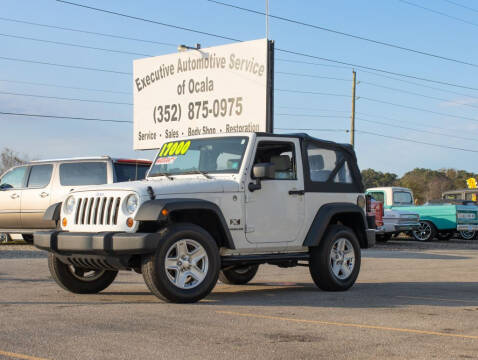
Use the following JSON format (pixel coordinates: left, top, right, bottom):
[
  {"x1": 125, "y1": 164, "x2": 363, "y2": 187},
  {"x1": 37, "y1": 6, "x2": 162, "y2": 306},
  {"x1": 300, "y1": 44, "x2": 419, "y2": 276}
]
[
  {"x1": 182, "y1": 170, "x2": 212, "y2": 179},
  {"x1": 149, "y1": 172, "x2": 174, "y2": 180}
]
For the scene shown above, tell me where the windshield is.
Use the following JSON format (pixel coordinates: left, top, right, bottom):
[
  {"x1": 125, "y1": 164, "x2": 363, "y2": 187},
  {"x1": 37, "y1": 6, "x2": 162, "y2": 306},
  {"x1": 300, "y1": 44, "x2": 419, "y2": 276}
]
[{"x1": 149, "y1": 137, "x2": 249, "y2": 176}]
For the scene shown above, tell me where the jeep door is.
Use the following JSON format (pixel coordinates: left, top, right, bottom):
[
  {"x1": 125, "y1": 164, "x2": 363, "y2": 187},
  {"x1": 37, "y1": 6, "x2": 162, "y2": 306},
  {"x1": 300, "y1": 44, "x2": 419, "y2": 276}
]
[
  {"x1": 0, "y1": 166, "x2": 28, "y2": 228},
  {"x1": 21, "y1": 164, "x2": 55, "y2": 229},
  {"x1": 245, "y1": 138, "x2": 305, "y2": 244}
]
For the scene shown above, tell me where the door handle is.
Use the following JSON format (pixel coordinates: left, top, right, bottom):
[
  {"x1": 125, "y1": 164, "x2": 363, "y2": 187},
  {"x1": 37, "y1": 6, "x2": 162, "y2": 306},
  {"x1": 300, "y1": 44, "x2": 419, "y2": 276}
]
[
  {"x1": 40, "y1": 192, "x2": 49, "y2": 198},
  {"x1": 10, "y1": 193, "x2": 19, "y2": 199},
  {"x1": 288, "y1": 190, "x2": 305, "y2": 195}
]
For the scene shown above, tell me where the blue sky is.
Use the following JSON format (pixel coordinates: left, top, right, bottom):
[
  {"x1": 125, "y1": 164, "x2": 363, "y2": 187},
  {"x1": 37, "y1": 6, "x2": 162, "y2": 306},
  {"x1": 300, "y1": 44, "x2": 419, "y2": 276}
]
[{"x1": 2, "y1": 0, "x2": 478, "y2": 176}]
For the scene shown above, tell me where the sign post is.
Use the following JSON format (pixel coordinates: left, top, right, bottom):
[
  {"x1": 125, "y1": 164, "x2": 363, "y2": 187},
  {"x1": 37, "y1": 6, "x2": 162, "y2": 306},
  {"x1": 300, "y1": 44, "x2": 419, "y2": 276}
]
[{"x1": 133, "y1": 39, "x2": 273, "y2": 150}]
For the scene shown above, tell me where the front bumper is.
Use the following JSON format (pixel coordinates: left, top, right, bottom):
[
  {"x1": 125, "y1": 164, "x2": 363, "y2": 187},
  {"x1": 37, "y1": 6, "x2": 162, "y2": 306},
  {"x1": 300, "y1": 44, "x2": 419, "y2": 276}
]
[
  {"x1": 34, "y1": 230, "x2": 161, "y2": 255},
  {"x1": 457, "y1": 224, "x2": 478, "y2": 231}
]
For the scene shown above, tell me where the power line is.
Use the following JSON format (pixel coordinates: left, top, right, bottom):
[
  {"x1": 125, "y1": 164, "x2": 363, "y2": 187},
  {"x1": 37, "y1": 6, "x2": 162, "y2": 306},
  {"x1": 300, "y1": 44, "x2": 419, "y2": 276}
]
[
  {"x1": 275, "y1": 48, "x2": 478, "y2": 92},
  {"x1": 0, "y1": 90, "x2": 132, "y2": 105},
  {"x1": 356, "y1": 129, "x2": 478, "y2": 153},
  {"x1": 277, "y1": 125, "x2": 478, "y2": 152},
  {"x1": 55, "y1": 0, "x2": 240, "y2": 42},
  {"x1": 355, "y1": 111, "x2": 458, "y2": 131},
  {"x1": 276, "y1": 71, "x2": 350, "y2": 81},
  {"x1": 275, "y1": 88, "x2": 350, "y2": 97},
  {"x1": 359, "y1": 69, "x2": 478, "y2": 100},
  {"x1": 56, "y1": 0, "x2": 478, "y2": 92},
  {"x1": 207, "y1": 0, "x2": 478, "y2": 69},
  {"x1": 275, "y1": 127, "x2": 348, "y2": 133},
  {"x1": 360, "y1": 80, "x2": 478, "y2": 109},
  {"x1": 398, "y1": 0, "x2": 478, "y2": 28},
  {"x1": 0, "y1": 33, "x2": 153, "y2": 57},
  {"x1": 442, "y1": 0, "x2": 478, "y2": 13},
  {"x1": 356, "y1": 116, "x2": 478, "y2": 142},
  {"x1": 276, "y1": 113, "x2": 349, "y2": 119},
  {"x1": 0, "y1": 56, "x2": 131, "y2": 75},
  {"x1": 360, "y1": 96, "x2": 478, "y2": 122},
  {"x1": 276, "y1": 58, "x2": 350, "y2": 70},
  {"x1": 0, "y1": 79, "x2": 131, "y2": 95},
  {"x1": 0, "y1": 16, "x2": 177, "y2": 47},
  {"x1": 0, "y1": 111, "x2": 132, "y2": 123}
]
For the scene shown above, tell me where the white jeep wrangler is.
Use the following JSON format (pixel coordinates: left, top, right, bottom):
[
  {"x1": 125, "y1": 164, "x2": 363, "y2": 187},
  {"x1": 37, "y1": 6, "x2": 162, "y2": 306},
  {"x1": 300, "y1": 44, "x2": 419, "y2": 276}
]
[{"x1": 34, "y1": 133, "x2": 375, "y2": 303}]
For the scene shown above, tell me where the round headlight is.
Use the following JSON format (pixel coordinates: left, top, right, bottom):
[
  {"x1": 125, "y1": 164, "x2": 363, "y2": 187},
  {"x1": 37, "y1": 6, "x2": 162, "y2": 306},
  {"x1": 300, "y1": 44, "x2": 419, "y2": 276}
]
[
  {"x1": 125, "y1": 194, "x2": 139, "y2": 214},
  {"x1": 64, "y1": 196, "x2": 76, "y2": 215}
]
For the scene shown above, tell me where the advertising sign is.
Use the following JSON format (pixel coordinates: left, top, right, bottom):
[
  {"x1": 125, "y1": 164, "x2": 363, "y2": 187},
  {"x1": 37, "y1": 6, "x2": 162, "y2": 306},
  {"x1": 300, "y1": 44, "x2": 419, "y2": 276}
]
[{"x1": 133, "y1": 38, "x2": 273, "y2": 150}]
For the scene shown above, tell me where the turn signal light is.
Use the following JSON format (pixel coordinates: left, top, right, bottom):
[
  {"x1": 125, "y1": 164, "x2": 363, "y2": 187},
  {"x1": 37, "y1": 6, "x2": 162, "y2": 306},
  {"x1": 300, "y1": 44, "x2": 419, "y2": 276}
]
[
  {"x1": 161, "y1": 208, "x2": 169, "y2": 217},
  {"x1": 126, "y1": 217, "x2": 134, "y2": 228},
  {"x1": 62, "y1": 218, "x2": 67, "y2": 227}
]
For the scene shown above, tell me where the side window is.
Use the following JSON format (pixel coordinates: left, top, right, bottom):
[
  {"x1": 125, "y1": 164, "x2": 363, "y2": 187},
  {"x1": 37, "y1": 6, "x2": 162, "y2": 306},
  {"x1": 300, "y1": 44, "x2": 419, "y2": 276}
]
[
  {"x1": 369, "y1": 191, "x2": 385, "y2": 203},
  {"x1": 393, "y1": 191, "x2": 413, "y2": 205},
  {"x1": 59, "y1": 162, "x2": 107, "y2": 186},
  {"x1": 334, "y1": 161, "x2": 353, "y2": 184},
  {"x1": 0, "y1": 166, "x2": 27, "y2": 189},
  {"x1": 465, "y1": 192, "x2": 478, "y2": 201},
  {"x1": 27, "y1": 164, "x2": 53, "y2": 188},
  {"x1": 253, "y1": 141, "x2": 297, "y2": 180},
  {"x1": 307, "y1": 144, "x2": 340, "y2": 182}
]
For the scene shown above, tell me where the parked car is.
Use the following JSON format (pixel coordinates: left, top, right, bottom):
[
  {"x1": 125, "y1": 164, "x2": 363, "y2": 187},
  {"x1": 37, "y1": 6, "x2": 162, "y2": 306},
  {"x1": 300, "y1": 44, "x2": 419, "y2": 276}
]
[
  {"x1": 34, "y1": 133, "x2": 375, "y2": 303},
  {"x1": 367, "y1": 187, "x2": 478, "y2": 241},
  {"x1": 366, "y1": 188, "x2": 420, "y2": 241},
  {"x1": 0, "y1": 156, "x2": 151, "y2": 243},
  {"x1": 443, "y1": 189, "x2": 478, "y2": 202}
]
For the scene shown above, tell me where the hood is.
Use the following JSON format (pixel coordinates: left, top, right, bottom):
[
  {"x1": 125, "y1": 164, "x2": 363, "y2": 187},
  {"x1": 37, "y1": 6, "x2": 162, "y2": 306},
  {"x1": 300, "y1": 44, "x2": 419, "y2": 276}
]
[{"x1": 71, "y1": 177, "x2": 241, "y2": 197}]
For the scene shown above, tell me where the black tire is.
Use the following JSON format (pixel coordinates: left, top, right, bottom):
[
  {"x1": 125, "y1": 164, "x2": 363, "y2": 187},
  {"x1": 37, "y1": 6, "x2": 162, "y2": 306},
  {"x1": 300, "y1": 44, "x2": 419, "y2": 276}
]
[
  {"x1": 412, "y1": 221, "x2": 437, "y2": 242},
  {"x1": 141, "y1": 223, "x2": 220, "y2": 303},
  {"x1": 459, "y1": 230, "x2": 477, "y2": 240},
  {"x1": 309, "y1": 224, "x2": 361, "y2": 292},
  {"x1": 377, "y1": 233, "x2": 391, "y2": 243},
  {"x1": 48, "y1": 253, "x2": 118, "y2": 294},
  {"x1": 437, "y1": 232, "x2": 454, "y2": 241},
  {"x1": 219, "y1": 265, "x2": 259, "y2": 285},
  {"x1": 22, "y1": 234, "x2": 33, "y2": 244}
]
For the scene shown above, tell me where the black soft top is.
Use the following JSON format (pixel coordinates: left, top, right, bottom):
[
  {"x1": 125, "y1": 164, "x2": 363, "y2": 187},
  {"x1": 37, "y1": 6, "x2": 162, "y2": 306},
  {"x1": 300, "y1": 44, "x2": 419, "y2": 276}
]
[{"x1": 256, "y1": 132, "x2": 364, "y2": 193}]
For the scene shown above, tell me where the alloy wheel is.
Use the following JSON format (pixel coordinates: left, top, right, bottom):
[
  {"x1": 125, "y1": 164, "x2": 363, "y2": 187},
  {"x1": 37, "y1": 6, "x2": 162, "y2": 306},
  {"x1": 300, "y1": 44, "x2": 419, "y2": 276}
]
[
  {"x1": 164, "y1": 239, "x2": 209, "y2": 289},
  {"x1": 329, "y1": 237, "x2": 355, "y2": 280}
]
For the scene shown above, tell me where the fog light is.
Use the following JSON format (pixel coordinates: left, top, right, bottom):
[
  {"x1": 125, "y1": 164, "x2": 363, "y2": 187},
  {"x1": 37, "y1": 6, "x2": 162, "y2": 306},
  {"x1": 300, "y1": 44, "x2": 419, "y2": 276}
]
[
  {"x1": 62, "y1": 218, "x2": 67, "y2": 227},
  {"x1": 161, "y1": 208, "x2": 169, "y2": 216},
  {"x1": 126, "y1": 217, "x2": 134, "y2": 228}
]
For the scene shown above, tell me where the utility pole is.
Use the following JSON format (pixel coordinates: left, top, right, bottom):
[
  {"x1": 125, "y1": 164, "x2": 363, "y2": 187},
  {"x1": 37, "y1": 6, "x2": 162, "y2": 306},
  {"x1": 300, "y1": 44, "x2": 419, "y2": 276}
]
[{"x1": 350, "y1": 70, "x2": 356, "y2": 147}]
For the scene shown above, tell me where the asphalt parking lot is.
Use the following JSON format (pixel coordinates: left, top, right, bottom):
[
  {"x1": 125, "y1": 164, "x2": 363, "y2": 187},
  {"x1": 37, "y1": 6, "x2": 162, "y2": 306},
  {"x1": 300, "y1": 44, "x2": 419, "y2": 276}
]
[{"x1": 1, "y1": 239, "x2": 478, "y2": 360}]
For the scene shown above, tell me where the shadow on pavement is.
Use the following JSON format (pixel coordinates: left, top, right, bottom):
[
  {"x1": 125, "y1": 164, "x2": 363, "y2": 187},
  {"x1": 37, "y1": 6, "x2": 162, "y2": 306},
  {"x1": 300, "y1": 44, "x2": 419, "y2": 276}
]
[
  {"x1": 3, "y1": 281, "x2": 476, "y2": 308},
  {"x1": 363, "y1": 251, "x2": 470, "y2": 260}
]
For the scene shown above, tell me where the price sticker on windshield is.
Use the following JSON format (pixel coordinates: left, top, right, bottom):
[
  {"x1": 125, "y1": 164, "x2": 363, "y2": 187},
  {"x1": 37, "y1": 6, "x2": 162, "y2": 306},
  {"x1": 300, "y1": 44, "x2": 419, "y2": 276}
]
[{"x1": 158, "y1": 140, "x2": 191, "y2": 157}]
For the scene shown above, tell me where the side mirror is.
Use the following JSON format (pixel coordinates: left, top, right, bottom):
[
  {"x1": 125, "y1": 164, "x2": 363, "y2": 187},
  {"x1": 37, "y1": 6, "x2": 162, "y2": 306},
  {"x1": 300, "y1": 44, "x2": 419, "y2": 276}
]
[
  {"x1": 0, "y1": 183, "x2": 12, "y2": 190},
  {"x1": 249, "y1": 163, "x2": 275, "y2": 192}
]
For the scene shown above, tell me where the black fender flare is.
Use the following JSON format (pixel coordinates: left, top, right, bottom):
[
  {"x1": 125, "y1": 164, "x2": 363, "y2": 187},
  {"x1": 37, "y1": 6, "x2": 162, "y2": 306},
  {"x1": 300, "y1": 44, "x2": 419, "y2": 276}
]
[
  {"x1": 134, "y1": 198, "x2": 235, "y2": 249},
  {"x1": 43, "y1": 202, "x2": 62, "y2": 221},
  {"x1": 303, "y1": 203, "x2": 367, "y2": 247}
]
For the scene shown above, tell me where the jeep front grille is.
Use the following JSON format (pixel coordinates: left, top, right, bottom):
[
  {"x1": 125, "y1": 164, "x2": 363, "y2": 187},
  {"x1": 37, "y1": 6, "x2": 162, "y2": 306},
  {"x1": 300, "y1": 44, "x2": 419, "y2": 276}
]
[{"x1": 74, "y1": 196, "x2": 122, "y2": 225}]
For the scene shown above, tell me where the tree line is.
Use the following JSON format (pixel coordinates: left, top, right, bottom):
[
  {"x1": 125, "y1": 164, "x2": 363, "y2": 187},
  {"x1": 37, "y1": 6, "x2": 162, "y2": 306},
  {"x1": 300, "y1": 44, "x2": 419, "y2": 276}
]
[{"x1": 361, "y1": 168, "x2": 478, "y2": 204}]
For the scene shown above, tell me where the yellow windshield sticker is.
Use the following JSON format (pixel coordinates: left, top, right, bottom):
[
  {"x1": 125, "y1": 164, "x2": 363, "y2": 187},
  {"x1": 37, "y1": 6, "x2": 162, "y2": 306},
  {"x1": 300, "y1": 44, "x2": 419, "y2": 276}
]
[{"x1": 158, "y1": 140, "x2": 191, "y2": 157}]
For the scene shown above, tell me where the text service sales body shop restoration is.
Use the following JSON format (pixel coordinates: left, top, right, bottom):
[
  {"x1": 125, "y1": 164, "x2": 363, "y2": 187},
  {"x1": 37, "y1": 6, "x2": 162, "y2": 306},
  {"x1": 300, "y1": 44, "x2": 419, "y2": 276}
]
[{"x1": 133, "y1": 39, "x2": 270, "y2": 150}]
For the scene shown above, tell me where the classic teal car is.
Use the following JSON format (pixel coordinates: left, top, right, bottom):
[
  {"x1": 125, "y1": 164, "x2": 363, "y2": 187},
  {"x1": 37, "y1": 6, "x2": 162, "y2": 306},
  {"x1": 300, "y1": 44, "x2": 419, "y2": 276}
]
[{"x1": 366, "y1": 187, "x2": 478, "y2": 241}]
